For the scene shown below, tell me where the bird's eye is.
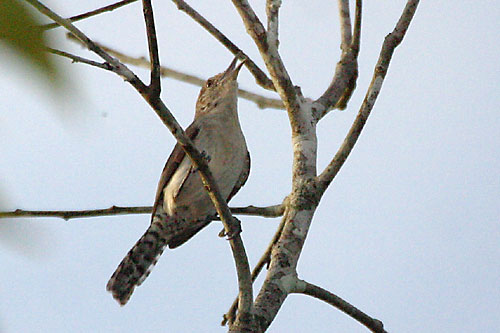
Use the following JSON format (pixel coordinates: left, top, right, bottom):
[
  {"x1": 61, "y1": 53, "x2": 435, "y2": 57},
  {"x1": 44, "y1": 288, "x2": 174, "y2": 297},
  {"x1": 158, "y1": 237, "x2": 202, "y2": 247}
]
[{"x1": 206, "y1": 79, "x2": 214, "y2": 88}]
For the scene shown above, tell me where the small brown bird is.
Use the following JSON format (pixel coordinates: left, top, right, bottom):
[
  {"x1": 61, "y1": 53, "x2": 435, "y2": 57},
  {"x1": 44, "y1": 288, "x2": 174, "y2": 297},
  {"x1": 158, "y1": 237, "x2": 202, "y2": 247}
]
[{"x1": 107, "y1": 57, "x2": 250, "y2": 305}]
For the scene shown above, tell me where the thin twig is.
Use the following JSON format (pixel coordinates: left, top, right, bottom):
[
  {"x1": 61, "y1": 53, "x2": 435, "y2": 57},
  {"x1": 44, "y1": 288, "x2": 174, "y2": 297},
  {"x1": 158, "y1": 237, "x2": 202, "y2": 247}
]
[
  {"x1": 142, "y1": 0, "x2": 161, "y2": 96},
  {"x1": 352, "y1": 0, "x2": 362, "y2": 52},
  {"x1": 65, "y1": 33, "x2": 284, "y2": 110},
  {"x1": 230, "y1": 204, "x2": 284, "y2": 217},
  {"x1": 25, "y1": 0, "x2": 147, "y2": 90},
  {"x1": 292, "y1": 280, "x2": 387, "y2": 333},
  {"x1": 47, "y1": 47, "x2": 112, "y2": 70},
  {"x1": 172, "y1": 0, "x2": 275, "y2": 91},
  {"x1": 0, "y1": 205, "x2": 283, "y2": 220},
  {"x1": 337, "y1": 0, "x2": 352, "y2": 50},
  {"x1": 266, "y1": 0, "x2": 281, "y2": 50},
  {"x1": 317, "y1": 0, "x2": 420, "y2": 193},
  {"x1": 0, "y1": 206, "x2": 151, "y2": 221},
  {"x1": 237, "y1": 89, "x2": 284, "y2": 109},
  {"x1": 41, "y1": 0, "x2": 139, "y2": 30}
]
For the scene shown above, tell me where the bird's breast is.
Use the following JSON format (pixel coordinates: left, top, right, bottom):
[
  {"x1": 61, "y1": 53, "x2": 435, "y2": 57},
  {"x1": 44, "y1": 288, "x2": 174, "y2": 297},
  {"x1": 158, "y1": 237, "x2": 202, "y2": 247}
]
[{"x1": 163, "y1": 119, "x2": 247, "y2": 220}]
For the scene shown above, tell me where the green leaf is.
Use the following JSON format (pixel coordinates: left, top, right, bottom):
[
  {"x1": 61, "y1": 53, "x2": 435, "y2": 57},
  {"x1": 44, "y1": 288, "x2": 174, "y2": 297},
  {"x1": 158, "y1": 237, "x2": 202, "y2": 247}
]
[{"x1": 0, "y1": 0, "x2": 62, "y2": 87}]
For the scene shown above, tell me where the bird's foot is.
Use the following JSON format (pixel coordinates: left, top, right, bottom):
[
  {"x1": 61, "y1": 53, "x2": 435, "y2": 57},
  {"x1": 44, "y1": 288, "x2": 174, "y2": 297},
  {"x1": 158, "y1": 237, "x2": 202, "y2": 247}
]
[{"x1": 218, "y1": 217, "x2": 242, "y2": 240}]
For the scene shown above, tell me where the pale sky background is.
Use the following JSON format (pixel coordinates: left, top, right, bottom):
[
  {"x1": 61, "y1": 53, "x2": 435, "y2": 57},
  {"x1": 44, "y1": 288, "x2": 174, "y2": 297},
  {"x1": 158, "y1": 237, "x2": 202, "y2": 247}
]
[{"x1": 1, "y1": 1, "x2": 499, "y2": 332}]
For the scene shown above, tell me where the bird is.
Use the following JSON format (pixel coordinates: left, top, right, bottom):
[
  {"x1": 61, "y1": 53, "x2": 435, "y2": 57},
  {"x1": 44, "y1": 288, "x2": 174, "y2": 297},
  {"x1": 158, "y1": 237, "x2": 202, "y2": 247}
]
[{"x1": 107, "y1": 57, "x2": 250, "y2": 305}]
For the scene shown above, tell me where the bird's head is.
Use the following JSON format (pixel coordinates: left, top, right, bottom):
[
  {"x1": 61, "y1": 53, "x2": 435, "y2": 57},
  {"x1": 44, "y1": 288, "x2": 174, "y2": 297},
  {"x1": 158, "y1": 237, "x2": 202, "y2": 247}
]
[{"x1": 195, "y1": 56, "x2": 245, "y2": 116}]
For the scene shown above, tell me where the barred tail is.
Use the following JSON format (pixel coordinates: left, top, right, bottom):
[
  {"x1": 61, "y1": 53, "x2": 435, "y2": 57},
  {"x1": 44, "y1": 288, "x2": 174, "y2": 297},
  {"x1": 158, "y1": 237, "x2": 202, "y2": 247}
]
[{"x1": 106, "y1": 223, "x2": 168, "y2": 305}]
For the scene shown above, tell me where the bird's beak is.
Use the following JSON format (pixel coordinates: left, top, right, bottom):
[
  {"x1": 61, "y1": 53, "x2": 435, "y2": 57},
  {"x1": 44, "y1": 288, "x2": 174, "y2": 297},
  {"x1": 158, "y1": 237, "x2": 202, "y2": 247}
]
[{"x1": 223, "y1": 56, "x2": 246, "y2": 79}]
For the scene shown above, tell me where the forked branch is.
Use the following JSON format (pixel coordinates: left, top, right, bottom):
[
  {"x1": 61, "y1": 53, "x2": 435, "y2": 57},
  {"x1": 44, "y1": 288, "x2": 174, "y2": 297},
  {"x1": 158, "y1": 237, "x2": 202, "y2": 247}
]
[
  {"x1": 318, "y1": 0, "x2": 420, "y2": 193},
  {"x1": 231, "y1": 0, "x2": 303, "y2": 129},
  {"x1": 314, "y1": 0, "x2": 362, "y2": 117}
]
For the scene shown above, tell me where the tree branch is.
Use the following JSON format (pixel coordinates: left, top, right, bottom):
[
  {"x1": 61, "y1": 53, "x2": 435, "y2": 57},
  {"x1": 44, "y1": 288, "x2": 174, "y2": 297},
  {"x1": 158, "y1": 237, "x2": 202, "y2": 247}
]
[
  {"x1": 292, "y1": 280, "x2": 387, "y2": 333},
  {"x1": 230, "y1": 204, "x2": 284, "y2": 217},
  {"x1": 223, "y1": 204, "x2": 288, "y2": 326},
  {"x1": 330, "y1": 0, "x2": 362, "y2": 111},
  {"x1": 172, "y1": 0, "x2": 275, "y2": 91},
  {"x1": 0, "y1": 204, "x2": 284, "y2": 220},
  {"x1": 47, "y1": 47, "x2": 113, "y2": 71},
  {"x1": 0, "y1": 206, "x2": 151, "y2": 221},
  {"x1": 41, "y1": 0, "x2": 139, "y2": 31},
  {"x1": 352, "y1": 0, "x2": 362, "y2": 52},
  {"x1": 231, "y1": 3, "x2": 322, "y2": 332},
  {"x1": 317, "y1": 0, "x2": 420, "y2": 194},
  {"x1": 142, "y1": 0, "x2": 161, "y2": 96},
  {"x1": 314, "y1": 0, "x2": 361, "y2": 116},
  {"x1": 337, "y1": 0, "x2": 352, "y2": 50},
  {"x1": 266, "y1": 0, "x2": 281, "y2": 50},
  {"x1": 246, "y1": 1, "x2": 419, "y2": 330}
]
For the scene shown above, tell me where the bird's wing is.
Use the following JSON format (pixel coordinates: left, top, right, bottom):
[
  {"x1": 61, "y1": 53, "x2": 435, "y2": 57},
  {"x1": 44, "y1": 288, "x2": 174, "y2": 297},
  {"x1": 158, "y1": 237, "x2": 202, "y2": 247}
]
[
  {"x1": 226, "y1": 150, "x2": 251, "y2": 203},
  {"x1": 151, "y1": 123, "x2": 200, "y2": 219}
]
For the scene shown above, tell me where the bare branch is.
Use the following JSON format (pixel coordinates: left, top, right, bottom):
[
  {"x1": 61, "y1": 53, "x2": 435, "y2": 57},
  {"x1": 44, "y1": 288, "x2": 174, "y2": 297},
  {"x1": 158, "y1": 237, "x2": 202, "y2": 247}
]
[
  {"x1": 231, "y1": 3, "x2": 322, "y2": 331},
  {"x1": 230, "y1": 204, "x2": 284, "y2": 217},
  {"x1": 247, "y1": 1, "x2": 419, "y2": 330},
  {"x1": 0, "y1": 204, "x2": 283, "y2": 221},
  {"x1": 329, "y1": 0, "x2": 362, "y2": 111},
  {"x1": 317, "y1": 0, "x2": 420, "y2": 194},
  {"x1": 223, "y1": 205, "x2": 288, "y2": 326},
  {"x1": 266, "y1": 0, "x2": 281, "y2": 49},
  {"x1": 47, "y1": 47, "x2": 113, "y2": 71},
  {"x1": 314, "y1": 1, "x2": 361, "y2": 117},
  {"x1": 337, "y1": 0, "x2": 352, "y2": 50},
  {"x1": 231, "y1": 0, "x2": 303, "y2": 133},
  {"x1": 41, "y1": 0, "x2": 139, "y2": 31},
  {"x1": 292, "y1": 280, "x2": 387, "y2": 333},
  {"x1": 237, "y1": 89, "x2": 284, "y2": 110},
  {"x1": 172, "y1": 0, "x2": 275, "y2": 91},
  {"x1": 142, "y1": 0, "x2": 161, "y2": 96},
  {"x1": 352, "y1": 0, "x2": 362, "y2": 53},
  {"x1": 65, "y1": 33, "x2": 284, "y2": 110},
  {"x1": 0, "y1": 206, "x2": 151, "y2": 221}
]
